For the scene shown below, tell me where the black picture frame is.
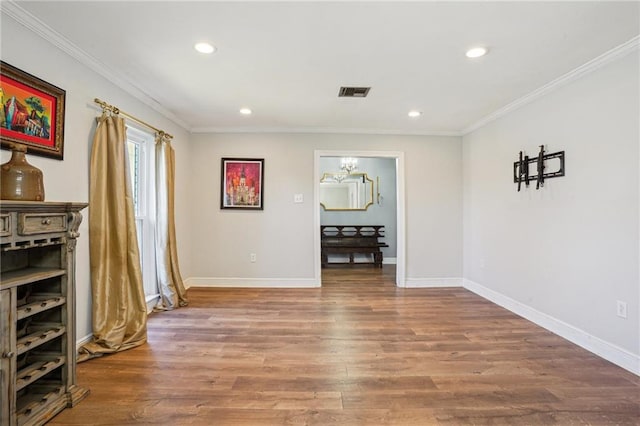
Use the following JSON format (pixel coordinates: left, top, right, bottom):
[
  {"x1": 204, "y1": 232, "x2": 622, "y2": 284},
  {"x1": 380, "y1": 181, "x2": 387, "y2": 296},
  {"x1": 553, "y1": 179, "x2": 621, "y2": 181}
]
[{"x1": 220, "y1": 158, "x2": 264, "y2": 210}]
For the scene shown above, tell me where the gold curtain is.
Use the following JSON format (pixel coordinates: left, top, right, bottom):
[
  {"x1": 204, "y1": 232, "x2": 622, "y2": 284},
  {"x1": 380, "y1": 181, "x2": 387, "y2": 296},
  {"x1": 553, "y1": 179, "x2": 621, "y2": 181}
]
[
  {"x1": 80, "y1": 114, "x2": 147, "y2": 360},
  {"x1": 154, "y1": 134, "x2": 188, "y2": 310}
]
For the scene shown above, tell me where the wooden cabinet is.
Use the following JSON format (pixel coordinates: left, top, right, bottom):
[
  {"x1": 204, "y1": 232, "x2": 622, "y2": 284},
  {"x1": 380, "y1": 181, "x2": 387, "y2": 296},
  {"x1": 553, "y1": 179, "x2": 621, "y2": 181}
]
[{"x1": 1, "y1": 201, "x2": 89, "y2": 426}]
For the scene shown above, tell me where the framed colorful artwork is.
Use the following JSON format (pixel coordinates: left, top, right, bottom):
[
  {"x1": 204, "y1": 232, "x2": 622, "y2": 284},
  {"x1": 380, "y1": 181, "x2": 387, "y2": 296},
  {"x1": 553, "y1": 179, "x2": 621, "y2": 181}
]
[
  {"x1": 0, "y1": 61, "x2": 66, "y2": 160},
  {"x1": 221, "y1": 158, "x2": 264, "y2": 210}
]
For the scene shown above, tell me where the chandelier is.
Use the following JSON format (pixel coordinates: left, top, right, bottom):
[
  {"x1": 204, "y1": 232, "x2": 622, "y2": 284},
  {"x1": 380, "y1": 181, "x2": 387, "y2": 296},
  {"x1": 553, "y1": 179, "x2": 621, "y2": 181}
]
[{"x1": 341, "y1": 157, "x2": 358, "y2": 174}]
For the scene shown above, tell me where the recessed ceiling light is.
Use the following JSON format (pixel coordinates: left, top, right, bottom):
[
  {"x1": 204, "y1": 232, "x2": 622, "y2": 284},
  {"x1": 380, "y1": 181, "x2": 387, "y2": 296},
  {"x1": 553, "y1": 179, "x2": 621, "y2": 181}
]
[
  {"x1": 466, "y1": 46, "x2": 488, "y2": 58},
  {"x1": 194, "y1": 42, "x2": 216, "y2": 54},
  {"x1": 239, "y1": 108, "x2": 252, "y2": 115},
  {"x1": 408, "y1": 110, "x2": 422, "y2": 118}
]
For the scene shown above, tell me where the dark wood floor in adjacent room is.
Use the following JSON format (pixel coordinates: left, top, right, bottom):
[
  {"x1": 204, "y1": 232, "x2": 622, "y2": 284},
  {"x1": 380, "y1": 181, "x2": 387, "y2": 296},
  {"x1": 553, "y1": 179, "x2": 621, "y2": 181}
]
[{"x1": 51, "y1": 266, "x2": 639, "y2": 425}]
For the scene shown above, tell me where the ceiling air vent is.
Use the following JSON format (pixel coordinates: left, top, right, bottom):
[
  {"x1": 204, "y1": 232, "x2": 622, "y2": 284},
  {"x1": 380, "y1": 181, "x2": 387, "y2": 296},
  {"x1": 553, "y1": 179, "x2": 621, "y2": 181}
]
[{"x1": 338, "y1": 86, "x2": 371, "y2": 98}]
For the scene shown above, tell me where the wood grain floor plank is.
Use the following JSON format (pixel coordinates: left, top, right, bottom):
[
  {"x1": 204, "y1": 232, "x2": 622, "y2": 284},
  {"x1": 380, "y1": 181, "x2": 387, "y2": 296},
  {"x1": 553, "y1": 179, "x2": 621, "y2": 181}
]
[{"x1": 50, "y1": 266, "x2": 639, "y2": 425}]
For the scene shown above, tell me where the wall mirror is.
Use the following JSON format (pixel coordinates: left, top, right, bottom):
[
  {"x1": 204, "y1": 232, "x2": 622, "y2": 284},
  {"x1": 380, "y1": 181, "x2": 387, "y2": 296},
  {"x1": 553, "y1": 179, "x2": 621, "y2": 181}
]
[{"x1": 320, "y1": 172, "x2": 374, "y2": 211}]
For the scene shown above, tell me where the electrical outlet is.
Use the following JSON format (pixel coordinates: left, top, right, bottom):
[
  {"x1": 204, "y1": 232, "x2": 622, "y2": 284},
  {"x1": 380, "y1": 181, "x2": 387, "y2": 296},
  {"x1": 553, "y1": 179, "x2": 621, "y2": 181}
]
[
  {"x1": 294, "y1": 194, "x2": 304, "y2": 203},
  {"x1": 250, "y1": 253, "x2": 257, "y2": 263},
  {"x1": 616, "y1": 300, "x2": 627, "y2": 319}
]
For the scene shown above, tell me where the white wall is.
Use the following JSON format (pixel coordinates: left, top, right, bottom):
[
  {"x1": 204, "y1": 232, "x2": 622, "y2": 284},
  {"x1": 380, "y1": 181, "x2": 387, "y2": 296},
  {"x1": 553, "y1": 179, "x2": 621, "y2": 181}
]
[
  {"x1": 4, "y1": 6, "x2": 637, "y2": 376},
  {"x1": 1, "y1": 11, "x2": 462, "y2": 337},
  {"x1": 187, "y1": 132, "x2": 462, "y2": 286},
  {"x1": 1, "y1": 16, "x2": 192, "y2": 342},
  {"x1": 462, "y1": 51, "x2": 639, "y2": 372}
]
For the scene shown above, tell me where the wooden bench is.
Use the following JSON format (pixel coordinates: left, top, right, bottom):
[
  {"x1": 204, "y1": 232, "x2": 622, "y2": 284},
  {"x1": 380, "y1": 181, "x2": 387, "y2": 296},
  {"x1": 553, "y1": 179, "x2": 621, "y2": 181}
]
[{"x1": 321, "y1": 225, "x2": 389, "y2": 268}]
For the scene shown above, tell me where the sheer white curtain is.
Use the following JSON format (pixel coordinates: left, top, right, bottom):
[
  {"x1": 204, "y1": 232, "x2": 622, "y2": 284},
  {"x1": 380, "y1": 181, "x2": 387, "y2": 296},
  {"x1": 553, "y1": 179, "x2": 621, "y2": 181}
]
[{"x1": 154, "y1": 133, "x2": 188, "y2": 310}]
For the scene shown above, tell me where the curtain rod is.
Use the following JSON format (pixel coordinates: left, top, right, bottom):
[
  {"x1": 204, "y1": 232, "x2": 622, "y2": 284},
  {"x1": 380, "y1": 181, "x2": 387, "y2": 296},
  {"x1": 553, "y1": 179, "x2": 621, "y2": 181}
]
[{"x1": 94, "y1": 98, "x2": 173, "y2": 140}]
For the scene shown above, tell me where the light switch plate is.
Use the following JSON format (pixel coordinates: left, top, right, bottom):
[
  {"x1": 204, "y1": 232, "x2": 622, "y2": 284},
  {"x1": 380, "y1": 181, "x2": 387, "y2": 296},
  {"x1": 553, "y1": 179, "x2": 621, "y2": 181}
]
[{"x1": 294, "y1": 194, "x2": 304, "y2": 203}]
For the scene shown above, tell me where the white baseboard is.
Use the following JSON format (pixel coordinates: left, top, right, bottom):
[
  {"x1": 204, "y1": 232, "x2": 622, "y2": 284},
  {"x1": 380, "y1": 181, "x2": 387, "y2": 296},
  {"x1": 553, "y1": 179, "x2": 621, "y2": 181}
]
[
  {"x1": 145, "y1": 294, "x2": 160, "y2": 314},
  {"x1": 185, "y1": 277, "x2": 321, "y2": 289},
  {"x1": 403, "y1": 277, "x2": 463, "y2": 288},
  {"x1": 76, "y1": 333, "x2": 93, "y2": 351},
  {"x1": 463, "y1": 278, "x2": 640, "y2": 376},
  {"x1": 383, "y1": 257, "x2": 397, "y2": 265}
]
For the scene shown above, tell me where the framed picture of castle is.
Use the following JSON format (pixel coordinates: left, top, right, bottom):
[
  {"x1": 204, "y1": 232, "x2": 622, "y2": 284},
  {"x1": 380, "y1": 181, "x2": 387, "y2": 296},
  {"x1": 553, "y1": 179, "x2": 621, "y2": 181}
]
[
  {"x1": 221, "y1": 158, "x2": 264, "y2": 210},
  {"x1": 0, "y1": 61, "x2": 66, "y2": 160}
]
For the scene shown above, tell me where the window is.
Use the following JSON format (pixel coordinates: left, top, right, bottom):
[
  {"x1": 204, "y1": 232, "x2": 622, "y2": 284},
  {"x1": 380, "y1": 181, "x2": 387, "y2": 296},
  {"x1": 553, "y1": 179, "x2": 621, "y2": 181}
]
[{"x1": 126, "y1": 126, "x2": 158, "y2": 310}]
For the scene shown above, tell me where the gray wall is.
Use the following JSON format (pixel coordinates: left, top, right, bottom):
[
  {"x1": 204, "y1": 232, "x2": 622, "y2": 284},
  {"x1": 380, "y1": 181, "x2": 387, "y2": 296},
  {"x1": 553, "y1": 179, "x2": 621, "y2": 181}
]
[
  {"x1": 462, "y1": 51, "x2": 639, "y2": 358},
  {"x1": 319, "y1": 156, "x2": 397, "y2": 259},
  {"x1": 8, "y1": 3, "x2": 636, "y2": 373},
  {"x1": 1, "y1": 16, "x2": 193, "y2": 342},
  {"x1": 187, "y1": 132, "x2": 463, "y2": 283}
]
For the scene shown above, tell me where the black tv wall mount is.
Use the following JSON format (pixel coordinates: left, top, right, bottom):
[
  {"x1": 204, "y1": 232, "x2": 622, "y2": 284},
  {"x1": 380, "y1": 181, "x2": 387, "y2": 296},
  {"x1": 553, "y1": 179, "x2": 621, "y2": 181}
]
[{"x1": 513, "y1": 145, "x2": 565, "y2": 191}]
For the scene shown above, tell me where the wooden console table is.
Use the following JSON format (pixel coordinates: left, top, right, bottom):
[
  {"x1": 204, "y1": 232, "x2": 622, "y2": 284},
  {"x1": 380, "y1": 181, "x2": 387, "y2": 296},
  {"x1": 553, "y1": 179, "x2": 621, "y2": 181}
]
[
  {"x1": 321, "y1": 225, "x2": 389, "y2": 268},
  {"x1": 1, "y1": 201, "x2": 89, "y2": 426}
]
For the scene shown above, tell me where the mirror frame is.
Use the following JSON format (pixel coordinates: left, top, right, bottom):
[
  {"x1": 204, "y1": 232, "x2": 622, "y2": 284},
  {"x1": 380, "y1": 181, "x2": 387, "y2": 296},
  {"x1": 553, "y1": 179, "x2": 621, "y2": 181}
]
[{"x1": 319, "y1": 172, "x2": 374, "y2": 211}]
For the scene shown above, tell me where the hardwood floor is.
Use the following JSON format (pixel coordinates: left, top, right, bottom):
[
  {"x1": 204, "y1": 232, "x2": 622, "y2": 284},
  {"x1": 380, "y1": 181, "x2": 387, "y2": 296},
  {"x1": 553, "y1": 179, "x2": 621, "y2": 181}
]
[{"x1": 52, "y1": 266, "x2": 639, "y2": 425}]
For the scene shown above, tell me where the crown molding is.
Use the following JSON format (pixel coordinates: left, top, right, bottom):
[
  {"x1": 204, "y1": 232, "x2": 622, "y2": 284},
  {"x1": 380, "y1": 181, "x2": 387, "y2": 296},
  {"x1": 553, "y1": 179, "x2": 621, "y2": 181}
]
[
  {"x1": 462, "y1": 35, "x2": 640, "y2": 135},
  {"x1": 3, "y1": 0, "x2": 455, "y2": 138},
  {"x1": 2, "y1": 1, "x2": 190, "y2": 131},
  {"x1": 190, "y1": 126, "x2": 463, "y2": 137},
  {"x1": 3, "y1": 1, "x2": 637, "y2": 138}
]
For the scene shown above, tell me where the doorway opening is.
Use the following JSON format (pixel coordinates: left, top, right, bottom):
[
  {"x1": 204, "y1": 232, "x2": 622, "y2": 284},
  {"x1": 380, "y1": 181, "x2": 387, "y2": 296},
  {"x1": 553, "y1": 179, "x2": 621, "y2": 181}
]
[{"x1": 313, "y1": 150, "x2": 406, "y2": 287}]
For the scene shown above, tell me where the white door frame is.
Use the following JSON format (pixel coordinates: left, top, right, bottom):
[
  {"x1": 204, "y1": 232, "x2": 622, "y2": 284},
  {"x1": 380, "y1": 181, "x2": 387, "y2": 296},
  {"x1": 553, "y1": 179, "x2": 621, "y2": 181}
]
[{"x1": 314, "y1": 150, "x2": 406, "y2": 287}]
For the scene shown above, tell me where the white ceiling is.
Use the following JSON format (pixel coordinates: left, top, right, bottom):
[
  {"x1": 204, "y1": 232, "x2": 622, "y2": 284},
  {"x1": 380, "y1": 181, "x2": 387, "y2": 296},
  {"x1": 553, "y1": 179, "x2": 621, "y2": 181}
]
[{"x1": 6, "y1": 1, "x2": 640, "y2": 135}]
